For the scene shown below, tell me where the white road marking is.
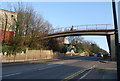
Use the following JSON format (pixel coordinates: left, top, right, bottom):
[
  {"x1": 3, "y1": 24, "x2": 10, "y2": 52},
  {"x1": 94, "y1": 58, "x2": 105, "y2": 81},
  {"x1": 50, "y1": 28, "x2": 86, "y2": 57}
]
[
  {"x1": 3, "y1": 72, "x2": 22, "y2": 77},
  {"x1": 79, "y1": 69, "x2": 93, "y2": 79},
  {"x1": 38, "y1": 64, "x2": 62, "y2": 71},
  {"x1": 47, "y1": 62, "x2": 64, "y2": 65},
  {"x1": 79, "y1": 65, "x2": 95, "y2": 79},
  {"x1": 47, "y1": 63, "x2": 56, "y2": 65},
  {"x1": 3, "y1": 62, "x2": 64, "y2": 78}
]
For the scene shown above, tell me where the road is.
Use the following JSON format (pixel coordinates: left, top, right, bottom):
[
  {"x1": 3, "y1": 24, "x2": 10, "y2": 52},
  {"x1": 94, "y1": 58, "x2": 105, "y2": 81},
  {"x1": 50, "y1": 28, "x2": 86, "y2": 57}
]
[{"x1": 2, "y1": 56, "x2": 117, "y2": 81}]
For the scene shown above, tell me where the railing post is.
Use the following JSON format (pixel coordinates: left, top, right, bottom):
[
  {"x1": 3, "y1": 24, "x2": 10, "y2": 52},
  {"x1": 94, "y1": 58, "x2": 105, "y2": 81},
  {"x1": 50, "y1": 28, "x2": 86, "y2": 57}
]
[
  {"x1": 96, "y1": 25, "x2": 97, "y2": 30},
  {"x1": 106, "y1": 24, "x2": 107, "y2": 30},
  {"x1": 52, "y1": 29, "x2": 54, "y2": 33},
  {"x1": 49, "y1": 24, "x2": 111, "y2": 34},
  {"x1": 86, "y1": 25, "x2": 88, "y2": 30}
]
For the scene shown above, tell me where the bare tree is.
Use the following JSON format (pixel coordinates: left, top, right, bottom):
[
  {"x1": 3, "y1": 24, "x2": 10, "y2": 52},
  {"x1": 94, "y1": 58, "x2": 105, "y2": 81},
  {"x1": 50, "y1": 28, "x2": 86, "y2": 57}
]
[
  {"x1": 10, "y1": 2, "x2": 53, "y2": 49},
  {"x1": 1, "y1": 2, "x2": 53, "y2": 56},
  {"x1": 68, "y1": 36, "x2": 84, "y2": 45}
]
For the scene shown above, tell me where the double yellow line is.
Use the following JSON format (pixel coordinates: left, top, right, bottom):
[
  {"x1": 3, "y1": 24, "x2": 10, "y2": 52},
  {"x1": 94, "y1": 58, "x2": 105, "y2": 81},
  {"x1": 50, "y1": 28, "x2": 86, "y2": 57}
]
[
  {"x1": 61, "y1": 68, "x2": 88, "y2": 81},
  {"x1": 61, "y1": 65, "x2": 95, "y2": 81}
]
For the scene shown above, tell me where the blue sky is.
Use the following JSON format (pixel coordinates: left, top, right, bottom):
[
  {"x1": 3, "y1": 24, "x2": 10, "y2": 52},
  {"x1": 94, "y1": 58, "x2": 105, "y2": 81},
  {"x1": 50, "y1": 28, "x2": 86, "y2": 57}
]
[
  {"x1": 31, "y1": 2, "x2": 114, "y2": 53},
  {"x1": 29, "y1": 2, "x2": 114, "y2": 27},
  {"x1": 1, "y1": 2, "x2": 114, "y2": 52}
]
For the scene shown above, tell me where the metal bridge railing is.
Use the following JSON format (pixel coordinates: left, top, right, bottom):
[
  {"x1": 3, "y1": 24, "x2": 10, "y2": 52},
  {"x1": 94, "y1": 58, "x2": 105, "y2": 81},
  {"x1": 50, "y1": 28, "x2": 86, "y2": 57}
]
[{"x1": 49, "y1": 24, "x2": 113, "y2": 34}]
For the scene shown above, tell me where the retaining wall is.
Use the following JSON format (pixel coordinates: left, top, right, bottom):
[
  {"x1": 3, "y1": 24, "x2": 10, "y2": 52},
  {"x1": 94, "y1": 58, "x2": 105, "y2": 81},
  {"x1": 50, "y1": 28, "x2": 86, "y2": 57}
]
[{"x1": 1, "y1": 50, "x2": 65, "y2": 63}]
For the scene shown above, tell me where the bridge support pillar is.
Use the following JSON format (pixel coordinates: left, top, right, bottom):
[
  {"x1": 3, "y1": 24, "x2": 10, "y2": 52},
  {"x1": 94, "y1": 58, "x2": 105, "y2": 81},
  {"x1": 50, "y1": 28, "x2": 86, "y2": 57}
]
[
  {"x1": 107, "y1": 34, "x2": 116, "y2": 60},
  {"x1": 106, "y1": 35, "x2": 111, "y2": 54}
]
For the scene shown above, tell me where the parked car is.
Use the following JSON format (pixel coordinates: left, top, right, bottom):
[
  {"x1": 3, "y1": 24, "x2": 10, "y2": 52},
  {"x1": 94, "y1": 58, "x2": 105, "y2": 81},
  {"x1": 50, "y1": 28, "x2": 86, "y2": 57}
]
[
  {"x1": 103, "y1": 53, "x2": 111, "y2": 58},
  {"x1": 107, "y1": 54, "x2": 111, "y2": 57},
  {"x1": 97, "y1": 52, "x2": 103, "y2": 57},
  {"x1": 89, "y1": 53, "x2": 95, "y2": 56},
  {"x1": 103, "y1": 54, "x2": 107, "y2": 57}
]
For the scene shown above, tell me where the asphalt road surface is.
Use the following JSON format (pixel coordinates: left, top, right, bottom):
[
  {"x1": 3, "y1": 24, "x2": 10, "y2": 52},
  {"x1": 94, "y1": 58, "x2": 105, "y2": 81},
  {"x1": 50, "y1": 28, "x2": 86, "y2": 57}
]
[{"x1": 2, "y1": 56, "x2": 117, "y2": 81}]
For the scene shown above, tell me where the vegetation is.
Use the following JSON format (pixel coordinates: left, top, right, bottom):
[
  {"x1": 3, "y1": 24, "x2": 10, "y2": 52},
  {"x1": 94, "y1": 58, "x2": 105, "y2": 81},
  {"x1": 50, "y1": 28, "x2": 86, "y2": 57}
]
[
  {"x1": 67, "y1": 36, "x2": 108, "y2": 54},
  {"x1": 1, "y1": 3, "x2": 52, "y2": 55},
  {"x1": 1, "y1": 3, "x2": 108, "y2": 55}
]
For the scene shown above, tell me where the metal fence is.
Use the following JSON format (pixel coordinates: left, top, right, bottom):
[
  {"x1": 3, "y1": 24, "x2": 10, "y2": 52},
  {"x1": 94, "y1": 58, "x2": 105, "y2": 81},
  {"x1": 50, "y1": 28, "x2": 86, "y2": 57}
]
[{"x1": 49, "y1": 24, "x2": 113, "y2": 34}]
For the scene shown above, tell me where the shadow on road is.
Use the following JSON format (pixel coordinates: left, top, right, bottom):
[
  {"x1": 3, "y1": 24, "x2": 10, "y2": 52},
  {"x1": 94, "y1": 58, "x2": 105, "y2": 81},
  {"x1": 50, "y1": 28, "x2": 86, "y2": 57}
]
[{"x1": 2, "y1": 56, "x2": 117, "y2": 81}]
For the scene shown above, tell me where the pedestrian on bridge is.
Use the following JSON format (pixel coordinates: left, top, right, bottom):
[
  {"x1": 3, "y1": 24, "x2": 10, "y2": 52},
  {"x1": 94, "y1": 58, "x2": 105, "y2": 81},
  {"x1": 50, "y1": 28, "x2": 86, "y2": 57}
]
[{"x1": 71, "y1": 25, "x2": 74, "y2": 31}]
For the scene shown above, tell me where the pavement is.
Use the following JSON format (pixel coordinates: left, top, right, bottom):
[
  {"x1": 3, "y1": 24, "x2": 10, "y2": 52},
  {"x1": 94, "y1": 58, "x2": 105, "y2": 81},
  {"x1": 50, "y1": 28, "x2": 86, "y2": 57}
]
[
  {"x1": 2, "y1": 56, "x2": 80, "y2": 67},
  {"x1": 99, "y1": 57, "x2": 117, "y2": 64},
  {"x1": 68, "y1": 57, "x2": 117, "y2": 81},
  {"x1": 2, "y1": 58, "x2": 61, "y2": 67},
  {"x1": 1, "y1": 56, "x2": 117, "y2": 81}
]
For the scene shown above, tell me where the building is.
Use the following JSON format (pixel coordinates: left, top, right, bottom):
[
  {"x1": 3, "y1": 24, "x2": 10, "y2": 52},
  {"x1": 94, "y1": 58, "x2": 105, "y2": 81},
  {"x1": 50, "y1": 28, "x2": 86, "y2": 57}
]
[{"x1": 0, "y1": 9, "x2": 17, "y2": 44}]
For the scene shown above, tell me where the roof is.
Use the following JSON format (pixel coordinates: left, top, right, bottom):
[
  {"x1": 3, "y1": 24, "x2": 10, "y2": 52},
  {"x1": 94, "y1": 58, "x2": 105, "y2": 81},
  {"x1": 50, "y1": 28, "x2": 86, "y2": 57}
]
[{"x1": 0, "y1": 9, "x2": 17, "y2": 14}]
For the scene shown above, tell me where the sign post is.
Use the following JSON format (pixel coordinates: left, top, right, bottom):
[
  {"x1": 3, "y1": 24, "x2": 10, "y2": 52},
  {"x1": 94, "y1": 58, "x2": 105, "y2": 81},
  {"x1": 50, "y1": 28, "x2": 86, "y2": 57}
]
[
  {"x1": 112, "y1": 1, "x2": 120, "y2": 81},
  {"x1": 118, "y1": 2, "x2": 120, "y2": 43}
]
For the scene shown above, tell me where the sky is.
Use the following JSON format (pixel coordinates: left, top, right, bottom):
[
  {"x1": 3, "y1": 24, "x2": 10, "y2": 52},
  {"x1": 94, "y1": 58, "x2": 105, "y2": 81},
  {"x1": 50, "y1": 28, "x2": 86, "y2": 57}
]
[{"x1": 1, "y1": 2, "x2": 115, "y2": 52}]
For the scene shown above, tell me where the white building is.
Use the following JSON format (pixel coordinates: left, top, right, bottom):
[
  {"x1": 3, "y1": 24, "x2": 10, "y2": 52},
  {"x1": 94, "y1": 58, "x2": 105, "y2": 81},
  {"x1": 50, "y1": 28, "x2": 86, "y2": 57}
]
[{"x1": 0, "y1": 9, "x2": 17, "y2": 31}]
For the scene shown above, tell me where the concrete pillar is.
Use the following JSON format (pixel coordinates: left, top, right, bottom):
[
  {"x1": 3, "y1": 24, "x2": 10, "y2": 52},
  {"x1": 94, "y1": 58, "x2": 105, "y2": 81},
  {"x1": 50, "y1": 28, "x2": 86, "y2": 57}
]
[
  {"x1": 106, "y1": 35, "x2": 111, "y2": 54},
  {"x1": 110, "y1": 34, "x2": 116, "y2": 60}
]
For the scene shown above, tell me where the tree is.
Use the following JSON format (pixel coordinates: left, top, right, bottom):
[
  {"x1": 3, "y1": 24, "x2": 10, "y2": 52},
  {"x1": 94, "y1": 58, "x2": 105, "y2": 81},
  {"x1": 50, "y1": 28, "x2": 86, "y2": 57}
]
[
  {"x1": 68, "y1": 36, "x2": 84, "y2": 44},
  {"x1": 2, "y1": 2, "x2": 52, "y2": 55},
  {"x1": 67, "y1": 36, "x2": 108, "y2": 54},
  {"x1": 90, "y1": 43, "x2": 100, "y2": 53},
  {"x1": 75, "y1": 43, "x2": 85, "y2": 53},
  {"x1": 89, "y1": 42, "x2": 108, "y2": 54},
  {"x1": 12, "y1": 3, "x2": 52, "y2": 49}
]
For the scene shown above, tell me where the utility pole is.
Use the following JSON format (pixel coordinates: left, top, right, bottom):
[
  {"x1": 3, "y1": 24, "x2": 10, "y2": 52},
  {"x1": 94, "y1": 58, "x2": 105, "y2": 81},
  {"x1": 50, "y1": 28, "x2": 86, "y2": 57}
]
[{"x1": 112, "y1": 0, "x2": 120, "y2": 81}]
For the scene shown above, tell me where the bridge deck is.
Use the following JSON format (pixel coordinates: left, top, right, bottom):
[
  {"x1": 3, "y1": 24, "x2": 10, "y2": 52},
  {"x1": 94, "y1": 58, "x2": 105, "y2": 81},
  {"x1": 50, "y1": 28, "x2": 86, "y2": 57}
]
[{"x1": 45, "y1": 29, "x2": 115, "y2": 39}]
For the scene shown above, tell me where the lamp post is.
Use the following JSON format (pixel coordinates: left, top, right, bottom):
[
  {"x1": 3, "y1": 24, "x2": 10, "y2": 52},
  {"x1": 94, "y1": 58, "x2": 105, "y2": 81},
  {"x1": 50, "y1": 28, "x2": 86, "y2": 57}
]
[{"x1": 112, "y1": 0, "x2": 120, "y2": 80}]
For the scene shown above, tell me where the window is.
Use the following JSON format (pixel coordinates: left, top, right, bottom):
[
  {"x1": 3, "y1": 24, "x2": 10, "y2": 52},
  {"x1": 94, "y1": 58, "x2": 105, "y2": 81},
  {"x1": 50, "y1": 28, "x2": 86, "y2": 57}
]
[{"x1": 11, "y1": 15, "x2": 14, "y2": 17}]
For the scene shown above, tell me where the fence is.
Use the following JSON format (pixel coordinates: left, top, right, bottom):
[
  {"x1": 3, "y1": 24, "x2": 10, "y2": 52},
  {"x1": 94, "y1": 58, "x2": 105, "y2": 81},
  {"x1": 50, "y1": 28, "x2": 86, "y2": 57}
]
[{"x1": 49, "y1": 24, "x2": 113, "y2": 34}]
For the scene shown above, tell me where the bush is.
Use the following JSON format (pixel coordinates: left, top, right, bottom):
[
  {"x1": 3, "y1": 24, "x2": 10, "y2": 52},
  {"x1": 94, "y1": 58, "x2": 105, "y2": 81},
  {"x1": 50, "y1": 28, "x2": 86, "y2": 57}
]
[
  {"x1": 60, "y1": 45, "x2": 67, "y2": 53},
  {"x1": 2, "y1": 45, "x2": 26, "y2": 55}
]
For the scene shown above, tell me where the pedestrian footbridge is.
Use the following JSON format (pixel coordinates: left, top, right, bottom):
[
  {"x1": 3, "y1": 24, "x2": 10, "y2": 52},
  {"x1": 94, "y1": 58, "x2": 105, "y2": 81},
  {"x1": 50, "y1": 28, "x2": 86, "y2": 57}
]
[{"x1": 43, "y1": 24, "x2": 116, "y2": 60}]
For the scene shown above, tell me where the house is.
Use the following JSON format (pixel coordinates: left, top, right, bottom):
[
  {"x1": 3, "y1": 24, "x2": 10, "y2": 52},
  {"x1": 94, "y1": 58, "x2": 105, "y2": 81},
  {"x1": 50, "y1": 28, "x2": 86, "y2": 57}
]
[{"x1": 0, "y1": 9, "x2": 17, "y2": 44}]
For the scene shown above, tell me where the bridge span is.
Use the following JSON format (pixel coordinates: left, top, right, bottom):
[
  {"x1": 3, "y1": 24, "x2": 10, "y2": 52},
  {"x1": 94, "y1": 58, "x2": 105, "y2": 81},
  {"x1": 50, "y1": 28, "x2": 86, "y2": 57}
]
[
  {"x1": 44, "y1": 24, "x2": 116, "y2": 60},
  {"x1": 45, "y1": 29, "x2": 115, "y2": 38}
]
